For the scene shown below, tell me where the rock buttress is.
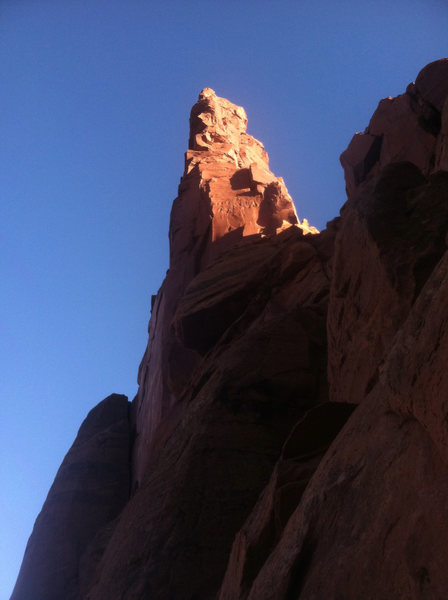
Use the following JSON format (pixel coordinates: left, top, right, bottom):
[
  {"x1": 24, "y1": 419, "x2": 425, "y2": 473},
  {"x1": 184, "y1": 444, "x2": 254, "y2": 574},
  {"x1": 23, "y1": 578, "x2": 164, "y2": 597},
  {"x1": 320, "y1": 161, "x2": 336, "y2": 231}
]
[
  {"x1": 330, "y1": 58, "x2": 448, "y2": 406},
  {"x1": 217, "y1": 58, "x2": 448, "y2": 600},
  {"x1": 85, "y1": 227, "x2": 332, "y2": 600},
  {"x1": 132, "y1": 88, "x2": 316, "y2": 484},
  {"x1": 11, "y1": 394, "x2": 131, "y2": 600},
  {"x1": 14, "y1": 60, "x2": 448, "y2": 600},
  {"x1": 83, "y1": 92, "x2": 328, "y2": 599}
]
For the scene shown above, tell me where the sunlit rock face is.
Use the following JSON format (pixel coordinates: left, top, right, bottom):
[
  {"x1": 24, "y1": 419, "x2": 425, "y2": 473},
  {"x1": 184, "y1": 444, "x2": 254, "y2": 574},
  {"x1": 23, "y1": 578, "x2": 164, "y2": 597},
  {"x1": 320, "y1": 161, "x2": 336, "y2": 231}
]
[
  {"x1": 132, "y1": 88, "x2": 317, "y2": 484},
  {"x1": 12, "y1": 59, "x2": 448, "y2": 600}
]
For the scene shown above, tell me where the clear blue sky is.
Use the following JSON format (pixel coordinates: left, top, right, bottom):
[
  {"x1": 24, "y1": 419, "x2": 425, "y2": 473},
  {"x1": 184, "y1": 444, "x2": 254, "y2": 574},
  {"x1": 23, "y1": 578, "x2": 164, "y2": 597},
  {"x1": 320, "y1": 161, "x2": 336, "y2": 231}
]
[{"x1": 1, "y1": 1, "x2": 447, "y2": 596}]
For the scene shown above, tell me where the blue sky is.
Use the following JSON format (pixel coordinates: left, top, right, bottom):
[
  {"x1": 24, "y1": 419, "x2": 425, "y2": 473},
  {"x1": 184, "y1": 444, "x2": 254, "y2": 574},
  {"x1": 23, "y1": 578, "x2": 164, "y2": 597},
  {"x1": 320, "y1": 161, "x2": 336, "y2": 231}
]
[{"x1": 1, "y1": 1, "x2": 447, "y2": 596}]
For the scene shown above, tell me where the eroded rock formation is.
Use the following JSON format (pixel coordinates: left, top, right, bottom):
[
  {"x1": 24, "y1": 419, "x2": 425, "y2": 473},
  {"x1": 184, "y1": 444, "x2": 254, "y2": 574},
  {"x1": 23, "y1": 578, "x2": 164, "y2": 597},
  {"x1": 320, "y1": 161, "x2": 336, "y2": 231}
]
[
  {"x1": 221, "y1": 57, "x2": 448, "y2": 600},
  {"x1": 11, "y1": 59, "x2": 448, "y2": 600},
  {"x1": 133, "y1": 88, "x2": 316, "y2": 485}
]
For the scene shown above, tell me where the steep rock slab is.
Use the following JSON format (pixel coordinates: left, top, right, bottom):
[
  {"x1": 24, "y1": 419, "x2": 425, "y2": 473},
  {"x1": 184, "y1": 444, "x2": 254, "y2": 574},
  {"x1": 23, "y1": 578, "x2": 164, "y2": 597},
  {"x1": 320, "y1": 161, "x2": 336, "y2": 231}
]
[
  {"x1": 384, "y1": 244, "x2": 448, "y2": 463},
  {"x1": 173, "y1": 224, "x2": 332, "y2": 356},
  {"x1": 133, "y1": 89, "x2": 316, "y2": 483},
  {"x1": 85, "y1": 227, "x2": 331, "y2": 600},
  {"x1": 328, "y1": 166, "x2": 448, "y2": 405},
  {"x1": 11, "y1": 394, "x2": 131, "y2": 600},
  {"x1": 245, "y1": 394, "x2": 448, "y2": 600},
  {"x1": 435, "y1": 91, "x2": 448, "y2": 171},
  {"x1": 330, "y1": 58, "x2": 448, "y2": 407},
  {"x1": 218, "y1": 402, "x2": 356, "y2": 600},
  {"x1": 242, "y1": 249, "x2": 448, "y2": 599}
]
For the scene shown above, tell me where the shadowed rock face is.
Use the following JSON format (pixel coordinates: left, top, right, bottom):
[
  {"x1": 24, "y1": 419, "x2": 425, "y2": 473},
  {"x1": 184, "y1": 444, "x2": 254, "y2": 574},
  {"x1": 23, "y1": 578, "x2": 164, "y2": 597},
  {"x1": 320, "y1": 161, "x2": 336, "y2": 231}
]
[
  {"x1": 328, "y1": 165, "x2": 448, "y2": 406},
  {"x1": 218, "y1": 401, "x2": 357, "y2": 600},
  {"x1": 218, "y1": 58, "x2": 448, "y2": 600},
  {"x1": 11, "y1": 394, "x2": 131, "y2": 600},
  {"x1": 329, "y1": 58, "x2": 448, "y2": 408},
  {"x1": 12, "y1": 58, "x2": 448, "y2": 600},
  {"x1": 85, "y1": 225, "x2": 332, "y2": 600},
  {"x1": 238, "y1": 251, "x2": 448, "y2": 597}
]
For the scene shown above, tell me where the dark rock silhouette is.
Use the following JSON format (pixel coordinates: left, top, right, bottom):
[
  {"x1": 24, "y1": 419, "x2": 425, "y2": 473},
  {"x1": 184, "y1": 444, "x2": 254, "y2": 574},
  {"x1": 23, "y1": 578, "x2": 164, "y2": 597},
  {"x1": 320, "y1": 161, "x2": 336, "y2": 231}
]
[{"x1": 10, "y1": 394, "x2": 131, "y2": 600}]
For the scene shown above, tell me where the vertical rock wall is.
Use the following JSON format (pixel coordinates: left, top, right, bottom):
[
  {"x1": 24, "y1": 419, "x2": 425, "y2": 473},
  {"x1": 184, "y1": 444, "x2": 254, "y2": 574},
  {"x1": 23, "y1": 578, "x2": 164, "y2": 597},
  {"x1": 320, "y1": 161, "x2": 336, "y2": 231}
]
[
  {"x1": 330, "y1": 57, "x2": 448, "y2": 406},
  {"x1": 12, "y1": 59, "x2": 448, "y2": 600},
  {"x1": 218, "y1": 58, "x2": 448, "y2": 600},
  {"x1": 132, "y1": 88, "x2": 315, "y2": 484}
]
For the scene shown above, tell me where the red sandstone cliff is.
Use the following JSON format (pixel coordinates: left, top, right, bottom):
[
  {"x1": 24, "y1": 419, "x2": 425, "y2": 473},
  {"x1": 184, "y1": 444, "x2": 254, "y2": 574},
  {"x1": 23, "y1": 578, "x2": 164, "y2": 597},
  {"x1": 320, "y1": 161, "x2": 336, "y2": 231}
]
[
  {"x1": 133, "y1": 88, "x2": 315, "y2": 485},
  {"x1": 11, "y1": 59, "x2": 448, "y2": 600}
]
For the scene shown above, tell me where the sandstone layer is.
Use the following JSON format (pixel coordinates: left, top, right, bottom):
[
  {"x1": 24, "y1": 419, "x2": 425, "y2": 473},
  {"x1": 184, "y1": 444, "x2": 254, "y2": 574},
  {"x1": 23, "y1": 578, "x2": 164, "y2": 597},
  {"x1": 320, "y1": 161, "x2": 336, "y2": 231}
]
[{"x1": 11, "y1": 59, "x2": 448, "y2": 600}]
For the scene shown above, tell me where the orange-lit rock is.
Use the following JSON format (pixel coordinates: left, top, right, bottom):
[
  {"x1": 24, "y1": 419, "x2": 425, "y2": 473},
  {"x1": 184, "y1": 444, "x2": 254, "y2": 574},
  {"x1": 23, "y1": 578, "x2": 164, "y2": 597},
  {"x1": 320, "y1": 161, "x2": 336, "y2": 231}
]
[
  {"x1": 12, "y1": 59, "x2": 448, "y2": 600},
  {"x1": 133, "y1": 89, "x2": 315, "y2": 483}
]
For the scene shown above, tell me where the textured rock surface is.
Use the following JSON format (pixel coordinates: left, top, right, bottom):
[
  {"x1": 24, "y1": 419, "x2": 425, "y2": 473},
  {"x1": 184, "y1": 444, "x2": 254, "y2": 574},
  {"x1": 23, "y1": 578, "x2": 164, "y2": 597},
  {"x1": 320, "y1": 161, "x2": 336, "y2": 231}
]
[
  {"x1": 221, "y1": 58, "x2": 448, "y2": 600},
  {"x1": 239, "y1": 254, "x2": 448, "y2": 599},
  {"x1": 435, "y1": 91, "x2": 448, "y2": 171},
  {"x1": 340, "y1": 58, "x2": 448, "y2": 198},
  {"x1": 218, "y1": 401, "x2": 356, "y2": 600},
  {"x1": 11, "y1": 394, "x2": 131, "y2": 600},
  {"x1": 243, "y1": 394, "x2": 448, "y2": 600},
  {"x1": 86, "y1": 225, "x2": 331, "y2": 600},
  {"x1": 133, "y1": 88, "x2": 316, "y2": 484},
  {"x1": 328, "y1": 165, "x2": 448, "y2": 405},
  {"x1": 332, "y1": 58, "x2": 448, "y2": 405},
  {"x1": 12, "y1": 58, "x2": 448, "y2": 600}
]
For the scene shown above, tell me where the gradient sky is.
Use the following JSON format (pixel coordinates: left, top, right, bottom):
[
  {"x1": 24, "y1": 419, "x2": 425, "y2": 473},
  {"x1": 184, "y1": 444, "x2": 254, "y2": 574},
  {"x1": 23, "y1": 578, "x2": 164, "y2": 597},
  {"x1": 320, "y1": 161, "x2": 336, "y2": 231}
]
[{"x1": 1, "y1": 1, "x2": 447, "y2": 596}]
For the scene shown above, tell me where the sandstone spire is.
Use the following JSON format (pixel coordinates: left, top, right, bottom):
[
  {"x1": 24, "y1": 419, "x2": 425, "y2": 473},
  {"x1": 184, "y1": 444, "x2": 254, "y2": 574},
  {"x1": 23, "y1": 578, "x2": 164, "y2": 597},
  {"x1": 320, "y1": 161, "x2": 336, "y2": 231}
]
[
  {"x1": 10, "y1": 89, "x2": 323, "y2": 600},
  {"x1": 133, "y1": 89, "x2": 316, "y2": 483},
  {"x1": 12, "y1": 60, "x2": 448, "y2": 600},
  {"x1": 171, "y1": 88, "x2": 316, "y2": 270}
]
